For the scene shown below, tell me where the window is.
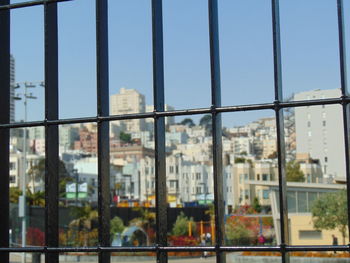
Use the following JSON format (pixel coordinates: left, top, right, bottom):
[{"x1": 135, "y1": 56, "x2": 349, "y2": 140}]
[
  {"x1": 1, "y1": 1, "x2": 348, "y2": 262},
  {"x1": 169, "y1": 180, "x2": 177, "y2": 189},
  {"x1": 9, "y1": 176, "x2": 15, "y2": 184},
  {"x1": 299, "y1": 230, "x2": 322, "y2": 240},
  {"x1": 287, "y1": 191, "x2": 297, "y2": 213},
  {"x1": 9, "y1": 162, "x2": 15, "y2": 170},
  {"x1": 297, "y1": 192, "x2": 307, "y2": 213},
  {"x1": 263, "y1": 190, "x2": 269, "y2": 200}
]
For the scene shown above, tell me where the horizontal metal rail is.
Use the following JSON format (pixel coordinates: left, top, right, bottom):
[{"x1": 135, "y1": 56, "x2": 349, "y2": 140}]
[
  {"x1": 0, "y1": 97, "x2": 348, "y2": 129},
  {"x1": 0, "y1": 0, "x2": 73, "y2": 10},
  {"x1": 0, "y1": 245, "x2": 349, "y2": 253}
]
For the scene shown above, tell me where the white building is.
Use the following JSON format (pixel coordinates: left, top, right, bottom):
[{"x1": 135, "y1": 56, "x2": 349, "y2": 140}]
[
  {"x1": 294, "y1": 89, "x2": 345, "y2": 179},
  {"x1": 110, "y1": 87, "x2": 146, "y2": 132}
]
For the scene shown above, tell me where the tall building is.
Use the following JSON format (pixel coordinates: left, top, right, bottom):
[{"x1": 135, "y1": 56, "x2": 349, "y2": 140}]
[
  {"x1": 294, "y1": 89, "x2": 345, "y2": 179},
  {"x1": 110, "y1": 87, "x2": 146, "y2": 132},
  {"x1": 10, "y1": 55, "x2": 15, "y2": 122}
]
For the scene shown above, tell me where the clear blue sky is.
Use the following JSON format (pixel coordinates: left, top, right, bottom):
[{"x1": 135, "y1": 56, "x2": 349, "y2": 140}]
[{"x1": 11, "y1": 0, "x2": 350, "y2": 127}]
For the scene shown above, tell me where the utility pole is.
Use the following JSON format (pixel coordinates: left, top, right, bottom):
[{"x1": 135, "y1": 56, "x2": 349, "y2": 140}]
[{"x1": 14, "y1": 81, "x2": 43, "y2": 263}]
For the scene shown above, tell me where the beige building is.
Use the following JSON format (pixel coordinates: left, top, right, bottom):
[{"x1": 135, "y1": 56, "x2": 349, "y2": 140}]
[
  {"x1": 226, "y1": 158, "x2": 322, "y2": 208},
  {"x1": 266, "y1": 181, "x2": 348, "y2": 246},
  {"x1": 110, "y1": 87, "x2": 146, "y2": 132}
]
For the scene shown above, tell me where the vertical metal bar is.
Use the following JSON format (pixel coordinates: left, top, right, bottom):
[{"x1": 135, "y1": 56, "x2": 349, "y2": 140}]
[
  {"x1": 337, "y1": 0, "x2": 350, "y2": 240},
  {"x1": 0, "y1": 1, "x2": 10, "y2": 263},
  {"x1": 96, "y1": 0, "x2": 110, "y2": 262},
  {"x1": 152, "y1": 1, "x2": 167, "y2": 263},
  {"x1": 44, "y1": 2, "x2": 59, "y2": 263},
  {"x1": 208, "y1": 1, "x2": 225, "y2": 263},
  {"x1": 271, "y1": 0, "x2": 289, "y2": 262}
]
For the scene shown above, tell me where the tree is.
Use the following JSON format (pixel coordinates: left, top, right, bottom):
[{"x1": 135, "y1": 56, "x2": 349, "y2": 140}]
[
  {"x1": 110, "y1": 216, "x2": 125, "y2": 236},
  {"x1": 9, "y1": 187, "x2": 45, "y2": 206},
  {"x1": 172, "y1": 212, "x2": 196, "y2": 236},
  {"x1": 180, "y1": 118, "x2": 195, "y2": 127},
  {"x1": 10, "y1": 187, "x2": 21, "y2": 204},
  {"x1": 286, "y1": 160, "x2": 305, "y2": 182},
  {"x1": 199, "y1": 114, "x2": 212, "y2": 135},
  {"x1": 26, "y1": 189, "x2": 45, "y2": 207},
  {"x1": 28, "y1": 158, "x2": 72, "y2": 198},
  {"x1": 226, "y1": 223, "x2": 252, "y2": 245},
  {"x1": 252, "y1": 197, "x2": 262, "y2": 213},
  {"x1": 119, "y1": 131, "x2": 132, "y2": 143},
  {"x1": 311, "y1": 190, "x2": 348, "y2": 245},
  {"x1": 69, "y1": 205, "x2": 99, "y2": 246},
  {"x1": 267, "y1": 151, "x2": 277, "y2": 159},
  {"x1": 199, "y1": 114, "x2": 212, "y2": 127},
  {"x1": 234, "y1": 157, "x2": 246, "y2": 164}
]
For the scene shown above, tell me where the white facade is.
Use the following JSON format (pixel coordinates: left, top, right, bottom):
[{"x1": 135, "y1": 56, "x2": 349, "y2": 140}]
[
  {"x1": 294, "y1": 89, "x2": 345, "y2": 178},
  {"x1": 110, "y1": 87, "x2": 146, "y2": 132}
]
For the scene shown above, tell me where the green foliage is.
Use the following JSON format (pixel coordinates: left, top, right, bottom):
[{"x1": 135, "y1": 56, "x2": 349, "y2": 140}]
[
  {"x1": 110, "y1": 216, "x2": 125, "y2": 236},
  {"x1": 28, "y1": 158, "x2": 72, "y2": 198},
  {"x1": 26, "y1": 189, "x2": 45, "y2": 206},
  {"x1": 226, "y1": 223, "x2": 252, "y2": 245},
  {"x1": 120, "y1": 131, "x2": 132, "y2": 143},
  {"x1": 10, "y1": 187, "x2": 21, "y2": 204},
  {"x1": 131, "y1": 207, "x2": 156, "y2": 229},
  {"x1": 234, "y1": 157, "x2": 246, "y2": 164},
  {"x1": 199, "y1": 114, "x2": 212, "y2": 127},
  {"x1": 286, "y1": 160, "x2": 305, "y2": 182},
  {"x1": 131, "y1": 207, "x2": 156, "y2": 243},
  {"x1": 172, "y1": 212, "x2": 196, "y2": 236},
  {"x1": 252, "y1": 197, "x2": 262, "y2": 213},
  {"x1": 267, "y1": 151, "x2": 277, "y2": 159},
  {"x1": 205, "y1": 204, "x2": 215, "y2": 220},
  {"x1": 70, "y1": 205, "x2": 98, "y2": 231},
  {"x1": 199, "y1": 114, "x2": 212, "y2": 135},
  {"x1": 311, "y1": 190, "x2": 348, "y2": 244},
  {"x1": 180, "y1": 118, "x2": 195, "y2": 127}
]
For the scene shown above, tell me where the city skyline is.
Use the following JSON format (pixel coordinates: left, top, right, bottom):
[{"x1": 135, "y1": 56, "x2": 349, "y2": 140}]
[{"x1": 11, "y1": 0, "x2": 349, "y2": 127}]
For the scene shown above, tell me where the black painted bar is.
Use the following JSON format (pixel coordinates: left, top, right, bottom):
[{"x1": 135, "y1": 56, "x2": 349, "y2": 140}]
[
  {"x1": 0, "y1": 0, "x2": 72, "y2": 11},
  {"x1": 337, "y1": 0, "x2": 350, "y2": 241},
  {"x1": 44, "y1": 2, "x2": 59, "y2": 263},
  {"x1": 1, "y1": 97, "x2": 349, "y2": 129},
  {"x1": 208, "y1": 1, "x2": 225, "y2": 263},
  {"x1": 0, "y1": 244, "x2": 350, "y2": 253},
  {"x1": 0, "y1": 1, "x2": 348, "y2": 262},
  {"x1": 96, "y1": 0, "x2": 111, "y2": 263},
  {"x1": 0, "y1": 1, "x2": 10, "y2": 263},
  {"x1": 152, "y1": 0, "x2": 167, "y2": 263},
  {"x1": 271, "y1": 0, "x2": 289, "y2": 262}
]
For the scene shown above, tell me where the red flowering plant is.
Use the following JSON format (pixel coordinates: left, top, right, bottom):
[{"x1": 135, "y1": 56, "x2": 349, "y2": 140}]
[
  {"x1": 226, "y1": 205, "x2": 261, "y2": 245},
  {"x1": 26, "y1": 227, "x2": 45, "y2": 246}
]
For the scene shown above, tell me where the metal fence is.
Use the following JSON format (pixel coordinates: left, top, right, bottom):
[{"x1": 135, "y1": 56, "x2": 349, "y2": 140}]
[{"x1": 0, "y1": 1, "x2": 349, "y2": 263}]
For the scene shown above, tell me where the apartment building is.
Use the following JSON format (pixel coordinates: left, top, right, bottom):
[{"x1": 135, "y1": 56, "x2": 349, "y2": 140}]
[
  {"x1": 110, "y1": 87, "x2": 146, "y2": 132},
  {"x1": 294, "y1": 89, "x2": 345, "y2": 179}
]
